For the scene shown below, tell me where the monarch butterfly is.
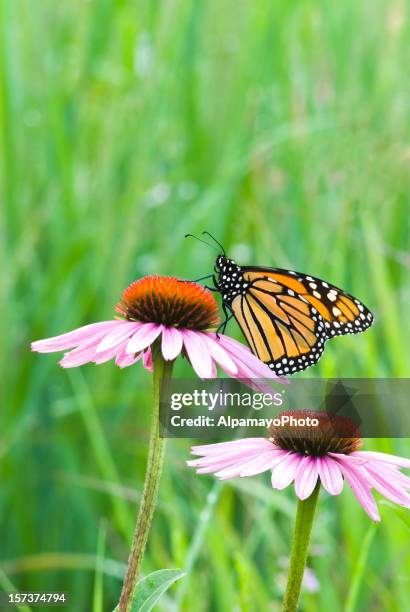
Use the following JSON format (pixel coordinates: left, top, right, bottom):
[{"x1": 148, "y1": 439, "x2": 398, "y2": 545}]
[{"x1": 187, "y1": 232, "x2": 374, "y2": 376}]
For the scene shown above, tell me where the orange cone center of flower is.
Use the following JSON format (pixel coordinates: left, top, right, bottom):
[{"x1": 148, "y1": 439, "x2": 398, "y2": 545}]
[
  {"x1": 269, "y1": 410, "x2": 362, "y2": 456},
  {"x1": 116, "y1": 275, "x2": 221, "y2": 330}
]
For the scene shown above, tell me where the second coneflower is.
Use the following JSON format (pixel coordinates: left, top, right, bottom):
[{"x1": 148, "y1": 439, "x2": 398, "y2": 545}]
[
  {"x1": 32, "y1": 275, "x2": 276, "y2": 612},
  {"x1": 188, "y1": 410, "x2": 410, "y2": 611}
]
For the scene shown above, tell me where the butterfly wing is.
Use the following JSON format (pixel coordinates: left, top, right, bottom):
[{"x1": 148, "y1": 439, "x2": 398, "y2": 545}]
[
  {"x1": 242, "y1": 267, "x2": 374, "y2": 339},
  {"x1": 231, "y1": 279, "x2": 327, "y2": 375},
  {"x1": 228, "y1": 267, "x2": 374, "y2": 375}
]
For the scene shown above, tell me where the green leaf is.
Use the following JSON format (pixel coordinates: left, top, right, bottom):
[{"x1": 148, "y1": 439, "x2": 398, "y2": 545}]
[
  {"x1": 380, "y1": 501, "x2": 410, "y2": 530},
  {"x1": 113, "y1": 569, "x2": 186, "y2": 612},
  {"x1": 344, "y1": 522, "x2": 378, "y2": 612}
]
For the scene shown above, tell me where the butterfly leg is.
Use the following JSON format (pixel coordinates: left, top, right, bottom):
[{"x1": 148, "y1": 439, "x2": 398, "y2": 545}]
[
  {"x1": 178, "y1": 274, "x2": 220, "y2": 291},
  {"x1": 191, "y1": 274, "x2": 215, "y2": 283},
  {"x1": 204, "y1": 285, "x2": 219, "y2": 292},
  {"x1": 216, "y1": 303, "x2": 234, "y2": 338},
  {"x1": 203, "y1": 274, "x2": 220, "y2": 292}
]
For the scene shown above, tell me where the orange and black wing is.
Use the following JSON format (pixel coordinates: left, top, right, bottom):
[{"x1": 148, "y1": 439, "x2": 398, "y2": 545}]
[
  {"x1": 231, "y1": 276, "x2": 327, "y2": 375},
  {"x1": 242, "y1": 267, "x2": 374, "y2": 339},
  {"x1": 229, "y1": 268, "x2": 373, "y2": 375}
]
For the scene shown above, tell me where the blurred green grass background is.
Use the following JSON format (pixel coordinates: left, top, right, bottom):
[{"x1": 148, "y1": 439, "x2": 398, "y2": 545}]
[{"x1": 1, "y1": 0, "x2": 410, "y2": 610}]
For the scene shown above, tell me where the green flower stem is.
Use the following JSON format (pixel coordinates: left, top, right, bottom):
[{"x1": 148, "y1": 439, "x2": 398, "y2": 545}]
[
  {"x1": 282, "y1": 483, "x2": 320, "y2": 612},
  {"x1": 118, "y1": 345, "x2": 173, "y2": 612}
]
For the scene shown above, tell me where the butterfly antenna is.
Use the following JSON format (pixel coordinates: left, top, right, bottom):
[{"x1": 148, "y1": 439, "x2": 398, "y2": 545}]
[
  {"x1": 201, "y1": 231, "x2": 226, "y2": 256},
  {"x1": 184, "y1": 234, "x2": 220, "y2": 253}
]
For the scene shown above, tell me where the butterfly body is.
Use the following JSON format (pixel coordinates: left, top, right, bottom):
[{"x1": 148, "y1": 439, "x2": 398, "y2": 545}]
[{"x1": 214, "y1": 254, "x2": 374, "y2": 376}]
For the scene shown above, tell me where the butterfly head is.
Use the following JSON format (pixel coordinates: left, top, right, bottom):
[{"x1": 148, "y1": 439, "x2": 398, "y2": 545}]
[
  {"x1": 215, "y1": 255, "x2": 246, "y2": 304},
  {"x1": 184, "y1": 233, "x2": 246, "y2": 303},
  {"x1": 215, "y1": 255, "x2": 227, "y2": 273},
  {"x1": 215, "y1": 255, "x2": 239, "y2": 274}
]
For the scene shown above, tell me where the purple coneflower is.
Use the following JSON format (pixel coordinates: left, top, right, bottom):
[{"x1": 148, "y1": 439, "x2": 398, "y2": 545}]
[
  {"x1": 188, "y1": 411, "x2": 410, "y2": 520},
  {"x1": 188, "y1": 410, "x2": 410, "y2": 611},
  {"x1": 31, "y1": 275, "x2": 273, "y2": 380},
  {"x1": 31, "y1": 275, "x2": 275, "y2": 612}
]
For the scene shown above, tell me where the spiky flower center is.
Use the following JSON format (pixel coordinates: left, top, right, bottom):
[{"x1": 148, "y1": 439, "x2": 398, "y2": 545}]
[
  {"x1": 115, "y1": 275, "x2": 221, "y2": 330},
  {"x1": 269, "y1": 410, "x2": 362, "y2": 456}
]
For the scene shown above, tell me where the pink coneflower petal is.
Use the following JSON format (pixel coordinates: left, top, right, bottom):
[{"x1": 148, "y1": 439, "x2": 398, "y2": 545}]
[
  {"x1": 32, "y1": 321, "x2": 120, "y2": 353},
  {"x1": 199, "y1": 333, "x2": 238, "y2": 375},
  {"x1": 352, "y1": 451, "x2": 410, "y2": 469},
  {"x1": 209, "y1": 333, "x2": 270, "y2": 373},
  {"x1": 317, "y1": 457, "x2": 343, "y2": 495},
  {"x1": 60, "y1": 349, "x2": 98, "y2": 368},
  {"x1": 295, "y1": 456, "x2": 318, "y2": 500},
  {"x1": 190, "y1": 457, "x2": 249, "y2": 473},
  {"x1": 238, "y1": 450, "x2": 288, "y2": 477},
  {"x1": 181, "y1": 330, "x2": 214, "y2": 378},
  {"x1": 363, "y1": 465, "x2": 410, "y2": 507},
  {"x1": 143, "y1": 348, "x2": 153, "y2": 371},
  {"x1": 242, "y1": 359, "x2": 278, "y2": 379},
  {"x1": 211, "y1": 450, "x2": 282, "y2": 479},
  {"x1": 334, "y1": 457, "x2": 380, "y2": 521},
  {"x1": 190, "y1": 438, "x2": 274, "y2": 457},
  {"x1": 187, "y1": 446, "x2": 264, "y2": 468},
  {"x1": 115, "y1": 348, "x2": 143, "y2": 368},
  {"x1": 328, "y1": 453, "x2": 368, "y2": 466},
  {"x1": 364, "y1": 461, "x2": 410, "y2": 489},
  {"x1": 231, "y1": 364, "x2": 277, "y2": 393},
  {"x1": 209, "y1": 446, "x2": 275, "y2": 479},
  {"x1": 231, "y1": 360, "x2": 264, "y2": 380},
  {"x1": 214, "y1": 334, "x2": 274, "y2": 377},
  {"x1": 216, "y1": 334, "x2": 287, "y2": 383},
  {"x1": 195, "y1": 464, "x2": 238, "y2": 475},
  {"x1": 214, "y1": 459, "x2": 261, "y2": 480},
  {"x1": 93, "y1": 340, "x2": 129, "y2": 364},
  {"x1": 209, "y1": 360, "x2": 217, "y2": 377},
  {"x1": 210, "y1": 334, "x2": 283, "y2": 392},
  {"x1": 126, "y1": 323, "x2": 163, "y2": 354},
  {"x1": 189, "y1": 445, "x2": 269, "y2": 474},
  {"x1": 194, "y1": 454, "x2": 265, "y2": 476},
  {"x1": 96, "y1": 321, "x2": 141, "y2": 353},
  {"x1": 161, "y1": 327, "x2": 183, "y2": 361},
  {"x1": 271, "y1": 452, "x2": 300, "y2": 489},
  {"x1": 59, "y1": 333, "x2": 110, "y2": 368}
]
